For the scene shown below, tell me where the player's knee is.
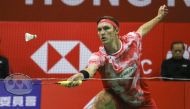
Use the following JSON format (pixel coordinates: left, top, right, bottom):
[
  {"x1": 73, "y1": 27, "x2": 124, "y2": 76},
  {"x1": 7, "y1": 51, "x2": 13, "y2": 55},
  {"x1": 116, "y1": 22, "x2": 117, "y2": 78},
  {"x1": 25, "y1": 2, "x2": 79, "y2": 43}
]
[{"x1": 94, "y1": 91, "x2": 114, "y2": 108}]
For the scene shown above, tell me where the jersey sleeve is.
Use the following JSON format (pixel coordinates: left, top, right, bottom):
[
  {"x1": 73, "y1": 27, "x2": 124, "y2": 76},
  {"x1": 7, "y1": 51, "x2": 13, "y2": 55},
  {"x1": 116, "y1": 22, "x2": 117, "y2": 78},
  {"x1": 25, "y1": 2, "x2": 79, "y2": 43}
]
[
  {"x1": 122, "y1": 31, "x2": 142, "y2": 55},
  {"x1": 122, "y1": 31, "x2": 142, "y2": 46},
  {"x1": 87, "y1": 52, "x2": 105, "y2": 68}
]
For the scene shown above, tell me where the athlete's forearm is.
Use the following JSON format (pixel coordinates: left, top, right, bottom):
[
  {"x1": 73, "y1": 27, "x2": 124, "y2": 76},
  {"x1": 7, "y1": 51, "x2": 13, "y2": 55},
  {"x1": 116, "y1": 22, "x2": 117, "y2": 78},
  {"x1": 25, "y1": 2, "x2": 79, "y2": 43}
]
[
  {"x1": 137, "y1": 16, "x2": 162, "y2": 37},
  {"x1": 84, "y1": 64, "x2": 99, "y2": 78},
  {"x1": 137, "y1": 5, "x2": 168, "y2": 37}
]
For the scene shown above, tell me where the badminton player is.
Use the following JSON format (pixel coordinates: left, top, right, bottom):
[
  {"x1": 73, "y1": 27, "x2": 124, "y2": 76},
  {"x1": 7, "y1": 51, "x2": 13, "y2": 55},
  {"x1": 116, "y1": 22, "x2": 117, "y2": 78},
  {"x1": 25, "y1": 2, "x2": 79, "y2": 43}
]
[{"x1": 59, "y1": 5, "x2": 168, "y2": 109}]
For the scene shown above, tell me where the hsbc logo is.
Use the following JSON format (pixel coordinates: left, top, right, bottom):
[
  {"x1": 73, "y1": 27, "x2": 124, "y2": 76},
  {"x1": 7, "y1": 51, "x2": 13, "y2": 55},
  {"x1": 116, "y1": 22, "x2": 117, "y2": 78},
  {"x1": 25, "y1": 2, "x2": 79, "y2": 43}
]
[{"x1": 31, "y1": 41, "x2": 92, "y2": 74}]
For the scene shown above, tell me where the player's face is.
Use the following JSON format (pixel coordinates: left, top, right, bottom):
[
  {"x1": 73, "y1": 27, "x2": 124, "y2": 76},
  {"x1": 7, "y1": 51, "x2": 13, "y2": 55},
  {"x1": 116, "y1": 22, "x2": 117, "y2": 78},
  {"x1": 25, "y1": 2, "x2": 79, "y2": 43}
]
[
  {"x1": 172, "y1": 44, "x2": 184, "y2": 59},
  {"x1": 97, "y1": 22, "x2": 118, "y2": 45}
]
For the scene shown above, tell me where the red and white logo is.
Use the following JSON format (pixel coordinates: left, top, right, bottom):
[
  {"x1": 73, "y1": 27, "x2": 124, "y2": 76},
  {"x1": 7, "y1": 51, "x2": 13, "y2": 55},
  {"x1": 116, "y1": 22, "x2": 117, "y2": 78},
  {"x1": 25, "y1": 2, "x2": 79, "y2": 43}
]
[{"x1": 31, "y1": 41, "x2": 92, "y2": 74}]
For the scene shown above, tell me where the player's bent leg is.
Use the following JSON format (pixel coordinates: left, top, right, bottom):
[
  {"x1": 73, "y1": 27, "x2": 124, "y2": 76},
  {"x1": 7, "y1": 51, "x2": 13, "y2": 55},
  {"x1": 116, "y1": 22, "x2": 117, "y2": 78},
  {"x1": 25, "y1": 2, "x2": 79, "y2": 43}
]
[
  {"x1": 90, "y1": 89, "x2": 117, "y2": 109},
  {"x1": 137, "y1": 99, "x2": 158, "y2": 109}
]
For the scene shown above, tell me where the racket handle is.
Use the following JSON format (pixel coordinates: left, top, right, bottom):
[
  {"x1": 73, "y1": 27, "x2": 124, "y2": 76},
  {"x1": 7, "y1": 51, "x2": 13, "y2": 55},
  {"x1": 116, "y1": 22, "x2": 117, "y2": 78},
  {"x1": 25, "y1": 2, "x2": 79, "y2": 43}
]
[{"x1": 55, "y1": 80, "x2": 82, "y2": 86}]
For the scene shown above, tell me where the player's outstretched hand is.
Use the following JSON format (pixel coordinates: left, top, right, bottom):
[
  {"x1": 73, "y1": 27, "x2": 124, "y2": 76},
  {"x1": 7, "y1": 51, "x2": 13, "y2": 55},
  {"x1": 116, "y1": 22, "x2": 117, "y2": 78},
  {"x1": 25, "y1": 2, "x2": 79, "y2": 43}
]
[{"x1": 57, "y1": 73, "x2": 84, "y2": 87}]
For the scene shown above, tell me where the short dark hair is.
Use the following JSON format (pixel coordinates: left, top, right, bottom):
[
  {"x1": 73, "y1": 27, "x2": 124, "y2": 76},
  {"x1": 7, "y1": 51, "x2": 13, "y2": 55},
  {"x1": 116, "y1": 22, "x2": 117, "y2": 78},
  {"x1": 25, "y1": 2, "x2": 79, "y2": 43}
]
[
  {"x1": 171, "y1": 41, "x2": 185, "y2": 50},
  {"x1": 97, "y1": 16, "x2": 119, "y2": 28}
]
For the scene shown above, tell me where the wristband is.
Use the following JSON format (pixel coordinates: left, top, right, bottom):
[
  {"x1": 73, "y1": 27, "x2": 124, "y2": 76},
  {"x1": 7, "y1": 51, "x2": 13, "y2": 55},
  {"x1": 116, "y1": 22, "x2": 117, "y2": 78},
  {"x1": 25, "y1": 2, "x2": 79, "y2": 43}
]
[{"x1": 80, "y1": 70, "x2": 90, "y2": 79}]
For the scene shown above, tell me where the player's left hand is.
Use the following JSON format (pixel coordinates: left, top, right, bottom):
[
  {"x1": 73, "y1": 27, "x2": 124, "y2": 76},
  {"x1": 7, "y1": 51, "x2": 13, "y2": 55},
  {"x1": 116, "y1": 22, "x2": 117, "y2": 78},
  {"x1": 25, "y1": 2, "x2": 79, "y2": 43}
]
[{"x1": 157, "y1": 4, "x2": 168, "y2": 20}]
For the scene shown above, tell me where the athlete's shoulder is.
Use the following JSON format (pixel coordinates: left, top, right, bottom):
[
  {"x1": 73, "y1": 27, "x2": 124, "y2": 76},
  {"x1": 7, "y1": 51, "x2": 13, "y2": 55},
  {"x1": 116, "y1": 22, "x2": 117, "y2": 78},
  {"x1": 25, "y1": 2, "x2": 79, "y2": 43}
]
[{"x1": 120, "y1": 31, "x2": 142, "y2": 42}]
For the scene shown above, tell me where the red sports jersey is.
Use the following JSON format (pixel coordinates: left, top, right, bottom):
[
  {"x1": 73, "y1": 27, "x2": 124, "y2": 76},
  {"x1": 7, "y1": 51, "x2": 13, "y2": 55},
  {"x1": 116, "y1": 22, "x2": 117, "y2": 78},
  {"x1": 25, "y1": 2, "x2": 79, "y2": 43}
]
[{"x1": 88, "y1": 31, "x2": 154, "y2": 108}]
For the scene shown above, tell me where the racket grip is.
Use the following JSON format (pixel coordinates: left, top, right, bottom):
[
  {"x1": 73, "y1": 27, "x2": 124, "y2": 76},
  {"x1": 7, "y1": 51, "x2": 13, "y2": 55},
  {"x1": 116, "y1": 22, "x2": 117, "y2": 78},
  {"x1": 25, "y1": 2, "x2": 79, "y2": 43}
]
[{"x1": 56, "y1": 80, "x2": 82, "y2": 86}]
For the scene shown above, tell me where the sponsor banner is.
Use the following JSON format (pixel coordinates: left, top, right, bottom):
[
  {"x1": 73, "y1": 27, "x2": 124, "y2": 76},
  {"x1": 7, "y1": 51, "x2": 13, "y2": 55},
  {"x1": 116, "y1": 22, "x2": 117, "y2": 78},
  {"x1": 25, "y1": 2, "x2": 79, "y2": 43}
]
[
  {"x1": 0, "y1": 22, "x2": 98, "y2": 78},
  {"x1": 0, "y1": 0, "x2": 190, "y2": 22},
  {"x1": 0, "y1": 80, "x2": 41, "y2": 109},
  {"x1": 0, "y1": 22, "x2": 189, "y2": 78}
]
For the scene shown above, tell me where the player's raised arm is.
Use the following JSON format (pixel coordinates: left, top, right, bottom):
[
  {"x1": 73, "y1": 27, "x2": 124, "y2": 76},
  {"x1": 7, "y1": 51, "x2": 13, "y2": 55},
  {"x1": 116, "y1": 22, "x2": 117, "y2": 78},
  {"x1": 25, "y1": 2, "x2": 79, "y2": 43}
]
[{"x1": 137, "y1": 4, "x2": 168, "y2": 37}]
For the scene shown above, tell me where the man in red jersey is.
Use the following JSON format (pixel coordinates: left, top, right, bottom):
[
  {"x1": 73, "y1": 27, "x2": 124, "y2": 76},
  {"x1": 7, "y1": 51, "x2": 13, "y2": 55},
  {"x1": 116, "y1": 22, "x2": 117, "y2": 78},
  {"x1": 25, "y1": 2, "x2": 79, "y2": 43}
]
[{"x1": 59, "y1": 5, "x2": 168, "y2": 109}]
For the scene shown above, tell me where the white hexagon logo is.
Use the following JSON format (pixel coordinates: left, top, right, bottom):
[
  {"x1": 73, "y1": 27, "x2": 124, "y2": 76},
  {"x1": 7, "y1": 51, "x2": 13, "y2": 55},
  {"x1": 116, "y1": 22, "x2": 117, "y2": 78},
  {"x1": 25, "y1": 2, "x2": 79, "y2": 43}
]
[{"x1": 31, "y1": 41, "x2": 92, "y2": 74}]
